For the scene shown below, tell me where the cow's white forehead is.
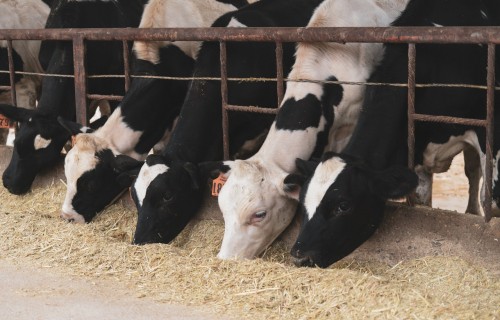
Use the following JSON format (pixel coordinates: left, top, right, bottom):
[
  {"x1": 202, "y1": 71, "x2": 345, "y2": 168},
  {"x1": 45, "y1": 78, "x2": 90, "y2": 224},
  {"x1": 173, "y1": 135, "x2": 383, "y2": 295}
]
[
  {"x1": 62, "y1": 144, "x2": 100, "y2": 217},
  {"x1": 134, "y1": 163, "x2": 169, "y2": 207},
  {"x1": 34, "y1": 134, "x2": 51, "y2": 150},
  {"x1": 64, "y1": 134, "x2": 110, "y2": 193},
  {"x1": 218, "y1": 161, "x2": 270, "y2": 220},
  {"x1": 304, "y1": 157, "x2": 346, "y2": 220}
]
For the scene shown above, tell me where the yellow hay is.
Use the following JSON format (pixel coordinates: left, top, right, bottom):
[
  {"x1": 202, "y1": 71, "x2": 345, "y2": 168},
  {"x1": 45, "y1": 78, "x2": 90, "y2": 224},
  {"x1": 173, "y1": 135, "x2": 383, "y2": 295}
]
[{"x1": 1, "y1": 182, "x2": 499, "y2": 319}]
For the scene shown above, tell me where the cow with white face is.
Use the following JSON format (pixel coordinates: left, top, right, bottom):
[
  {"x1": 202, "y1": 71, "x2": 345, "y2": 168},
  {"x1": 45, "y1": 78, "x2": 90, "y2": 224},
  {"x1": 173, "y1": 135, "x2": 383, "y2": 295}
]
[
  {"x1": 58, "y1": 0, "x2": 251, "y2": 223},
  {"x1": 284, "y1": 0, "x2": 500, "y2": 268},
  {"x1": 132, "y1": 0, "x2": 324, "y2": 245},
  {"x1": 0, "y1": 0, "x2": 144, "y2": 195},
  {"x1": 209, "y1": 0, "x2": 410, "y2": 260}
]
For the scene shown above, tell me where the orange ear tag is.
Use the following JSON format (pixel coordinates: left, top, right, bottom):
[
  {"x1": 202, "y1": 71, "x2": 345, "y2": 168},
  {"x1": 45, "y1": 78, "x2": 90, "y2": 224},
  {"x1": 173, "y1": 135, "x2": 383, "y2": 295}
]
[
  {"x1": 211, "y1": 174, "x2": 227, "y2": 197},
  {"x1": 0, "y1": 114, "x2": 10, "y2": 129}
]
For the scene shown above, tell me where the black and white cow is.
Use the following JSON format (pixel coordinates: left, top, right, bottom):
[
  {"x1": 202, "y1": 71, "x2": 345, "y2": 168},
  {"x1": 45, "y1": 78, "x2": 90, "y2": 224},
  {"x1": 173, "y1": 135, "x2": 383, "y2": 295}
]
[
  {"x1": 206, "y1": 0, "x2": 410, "y2": 259},
  {"x1": 131, "y1": 0, "x2": 325, "y2": 245},
  {"x1": 0, "y1": 0, "x2": 144, "y2": 195},
  {"x1": 57, "y1": 0, "x2": 252, "y2": 223},
  {"x1": 284, "y1": 0, "x2": 500, "y2": 268},
  {"x1": 0, "y1": 0, "x2": 50, "y2": 145}
]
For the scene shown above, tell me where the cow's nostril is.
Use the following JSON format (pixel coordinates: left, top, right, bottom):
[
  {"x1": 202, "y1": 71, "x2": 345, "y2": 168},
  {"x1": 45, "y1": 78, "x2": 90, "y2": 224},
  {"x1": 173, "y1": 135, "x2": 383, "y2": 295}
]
[
  {"x1": 293, "y1": 255, "x2": 314, "y2": 268},
  {"x1": 291, "y1": 247, "x2": 303, "y2": 259}
]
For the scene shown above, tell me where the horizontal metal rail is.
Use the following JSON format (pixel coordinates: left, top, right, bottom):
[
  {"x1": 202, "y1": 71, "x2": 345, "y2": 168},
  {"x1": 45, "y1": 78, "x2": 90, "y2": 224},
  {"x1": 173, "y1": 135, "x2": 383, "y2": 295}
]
[{"x1": 0, "y1": 27, "x2": 499, "y2": 44}]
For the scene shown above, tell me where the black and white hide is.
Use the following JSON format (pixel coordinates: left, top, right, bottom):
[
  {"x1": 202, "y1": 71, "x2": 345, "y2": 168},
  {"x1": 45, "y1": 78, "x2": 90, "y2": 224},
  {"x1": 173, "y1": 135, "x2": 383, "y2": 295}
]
[
  {"x1": 284, "y1": 0, "x2": 500, "y2": 268},
  {"x1": 131, "y1": 0, "x2": 324, "y2": 245},
  {"x1": 0, "y1": 0, "x2": 144, "y2": 195}
]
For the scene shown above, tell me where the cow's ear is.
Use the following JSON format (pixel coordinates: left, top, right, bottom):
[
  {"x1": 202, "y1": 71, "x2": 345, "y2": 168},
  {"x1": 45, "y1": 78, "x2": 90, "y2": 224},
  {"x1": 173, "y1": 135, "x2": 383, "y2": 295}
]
[
  {"x1": 369, "y1": 165, "x2": 418, "y2": 200},
  {"x1": 112, "y1": 154, "x2": 144, "y2": 172},
  {"x1": 113, "y1": 155, "x2": 143, "y2": 188},
  {"x1": 183, "y1": 162, "x2": 200, "y2": 190},
  {"x1": 117, "y1": 172, "x2": 137, "y2": 188},
  {"x1": 57, "y1": 116, "x2": 94, "y2": 135},
  {"x1": 295, "y1": 158, "x2": 319, "y2": 177},
  {"x1": 283, "y1": 173, "x2": 306, "y2": 201},
  {"x1": 198, "y1": 161, "x2": 232, "y2": 180},
  {"x1": 0, "y1": 103, "x2": 36, "y2": 122},
  {"x1": 116, "y1": 163, "x2": 143, "y2": 188},
  {"x1": 88, "y1": 115, "x2": 108, "y2": 130}
]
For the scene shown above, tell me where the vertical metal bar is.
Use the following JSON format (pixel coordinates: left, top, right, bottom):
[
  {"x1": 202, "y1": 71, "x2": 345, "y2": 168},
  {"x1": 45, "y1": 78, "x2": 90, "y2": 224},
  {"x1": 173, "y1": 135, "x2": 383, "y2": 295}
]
[
  {"x1": 407, "y1": 44, "x2": 416, "y2": 171},
  {"x1": 275, "y1": 41, "x2": 284, "y2": 107},
  {"x1": 406, "y1": 43, "x2": 417, "y2": 207},
  {"x1": 7, "y1": 41, "x2": 17, "y2": 107},
  {"x1": 220, "y1": 41, "x2": 230, "y2": 160},
  {"x1": 73, "y1": 35, "x2": 88, "y2": 125},
  {"x1": 122, "y1": 40, "x2": 130, "y2": 92},
  {"x1": 484, "y1": 43, "x2": 495, "y2": 222}
]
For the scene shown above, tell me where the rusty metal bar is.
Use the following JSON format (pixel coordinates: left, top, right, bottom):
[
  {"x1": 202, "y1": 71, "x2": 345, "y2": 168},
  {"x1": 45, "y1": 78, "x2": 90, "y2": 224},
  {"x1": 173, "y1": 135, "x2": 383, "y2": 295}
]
[
  {"x1": 407, "y1": 44, "x2": 416, "y2": 171},
  {"x1": 226, "y1": 104, "x2": 279, "y2": 114},
  {"x1": 87, "y1": 94, "x2": 124, "y2": 101},
  {"x1": 122, "y1": 40, "x2": 130, "y2": 92},
  {"x1": 220, "y1": 41, "x2": 230, "y2": 160},
  {"x1": 412, "y1": 114, "x2": 487, "y2": 127},
  {"x1": 276, "y1": 42, "x2": 284, "y2": 107},
  {"x1": 1, "y1": 27, "x2": 500, "y2": 44},
  {"x1": 484, "y1": 44, "x2": 495, "y2": 222},
  {"x1": 73, "y1": 35, "x2": 88, "y2": 125},
  {"x1": 7, "y1": 41, "x2": 17, "y2": 107}
]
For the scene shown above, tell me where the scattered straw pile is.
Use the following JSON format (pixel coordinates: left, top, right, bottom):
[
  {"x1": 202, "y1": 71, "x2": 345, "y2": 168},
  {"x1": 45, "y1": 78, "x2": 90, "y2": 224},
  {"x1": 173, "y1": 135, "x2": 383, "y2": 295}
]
[{"x1": 1, "y1": 181, "x2": 499, "y2": 319}]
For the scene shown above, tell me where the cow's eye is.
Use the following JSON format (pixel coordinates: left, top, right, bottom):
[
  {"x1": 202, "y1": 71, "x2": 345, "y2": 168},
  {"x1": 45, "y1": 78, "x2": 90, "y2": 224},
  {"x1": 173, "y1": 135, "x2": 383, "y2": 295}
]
[
  {"x1": 255, "y1": 210, "x2": 266, "y2": 219},
  {"x1": 250, "y1": 210, "x2": 267, "y2": 224},
  {"x1": 337, "y1": 201, "x2": 351, "y2": 213},
  {"x1": 85, "y1": 181, "x2": 98, "y2": 192},
  {"x1": 162, "y1": 193, "x2": 174, "y2": 203}
]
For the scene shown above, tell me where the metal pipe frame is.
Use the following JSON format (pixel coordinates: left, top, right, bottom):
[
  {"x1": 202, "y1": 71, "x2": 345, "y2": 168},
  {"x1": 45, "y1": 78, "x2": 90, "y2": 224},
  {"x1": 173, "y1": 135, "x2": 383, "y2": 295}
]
[{"x1": 0, "y1": 26, "x2": 498, "y2": 221}]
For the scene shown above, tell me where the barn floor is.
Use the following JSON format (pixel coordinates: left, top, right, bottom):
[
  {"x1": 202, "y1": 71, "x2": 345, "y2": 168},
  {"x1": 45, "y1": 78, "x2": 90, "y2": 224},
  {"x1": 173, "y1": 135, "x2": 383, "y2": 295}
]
[
  {"x1": 1, "y1": 146, "x2": 499, "y2": 319},
  {"x1": 0, "y1": 260, "x2": 224, "y2": 320}
]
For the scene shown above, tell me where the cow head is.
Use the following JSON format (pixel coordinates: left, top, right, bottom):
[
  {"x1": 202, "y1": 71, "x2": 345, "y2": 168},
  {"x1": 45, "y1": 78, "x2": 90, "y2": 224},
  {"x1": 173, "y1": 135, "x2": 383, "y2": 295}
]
[
  {"x1": 284, "y1": 153, "x2": 418, "y2": 268},
  {"x1": 0, "y1": 104, "x2": 71, "y2": 195},
  {"x1": 132, "y1": 154, "x2": 202, "y2": 244},
  {"x1": 59, "y1": 117, "x2": 142, "y2": 223},
  {"x1": 207, "y1": 159, "x2": 297, "y2": 260}
]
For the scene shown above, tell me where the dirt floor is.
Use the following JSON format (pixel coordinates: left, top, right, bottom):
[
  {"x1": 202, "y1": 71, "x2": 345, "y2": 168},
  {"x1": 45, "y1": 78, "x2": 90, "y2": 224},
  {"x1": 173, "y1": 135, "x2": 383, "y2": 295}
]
[{"x1": 433, "y1": 153, "x2": 470, "y2": 213}]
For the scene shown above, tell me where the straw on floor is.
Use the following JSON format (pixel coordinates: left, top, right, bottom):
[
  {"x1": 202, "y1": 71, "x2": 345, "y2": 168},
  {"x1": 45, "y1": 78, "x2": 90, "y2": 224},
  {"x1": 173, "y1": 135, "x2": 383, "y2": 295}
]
[{"x1": 1, "y1": 180, "x2": 499, "y2": 319}]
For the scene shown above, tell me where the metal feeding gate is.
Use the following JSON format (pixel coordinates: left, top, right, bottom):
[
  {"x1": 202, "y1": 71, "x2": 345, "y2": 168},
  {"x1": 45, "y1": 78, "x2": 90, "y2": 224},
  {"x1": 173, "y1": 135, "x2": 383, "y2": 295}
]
[{"x1": 0, "y1": 26, "x2": 498, "y2": 221}]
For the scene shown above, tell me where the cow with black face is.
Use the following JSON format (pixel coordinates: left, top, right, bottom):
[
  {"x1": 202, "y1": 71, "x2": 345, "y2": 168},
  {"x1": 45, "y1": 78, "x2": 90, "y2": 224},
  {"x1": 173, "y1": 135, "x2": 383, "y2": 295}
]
[
  {"x1": 0, "y1": 0, "x2": 144, "y2": 195},
  {"x1": 285, "y1": 155, "x2": 417, "y2": 268},
  {"x1": 284, "y1": 0, "x2": 500, "y2": 268},
  {"x1": 57, "y1": 0, "x2": 251, "y2": 224},
  {"x1": 132, "y1": 0, "x2": 325, "y2": 245},
  {"x1": 132, "y1": 155, "x2": 201, "y2": 244}
]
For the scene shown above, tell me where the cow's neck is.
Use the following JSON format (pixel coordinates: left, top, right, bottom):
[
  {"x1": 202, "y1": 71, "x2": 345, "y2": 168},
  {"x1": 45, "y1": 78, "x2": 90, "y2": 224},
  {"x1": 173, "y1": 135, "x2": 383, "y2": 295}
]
[
  {"x1": 95, "y1": 108, "x2": 145, "y2": 161},
  {"x1": 118, "y1": 45, "x2": 194, "y2": 156},
  {"x1": 37, "y1": 45, "x2": 75, "y2": 119},
  {"x1": 255, "y1": 121, "x2": 327, "y2": 174},
  {"x1": 343, "y1": 84, "x2": 408, "y2": 170},
  {"x1": 164, "y1": 76, "x2": 224, "y2": 163}
]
